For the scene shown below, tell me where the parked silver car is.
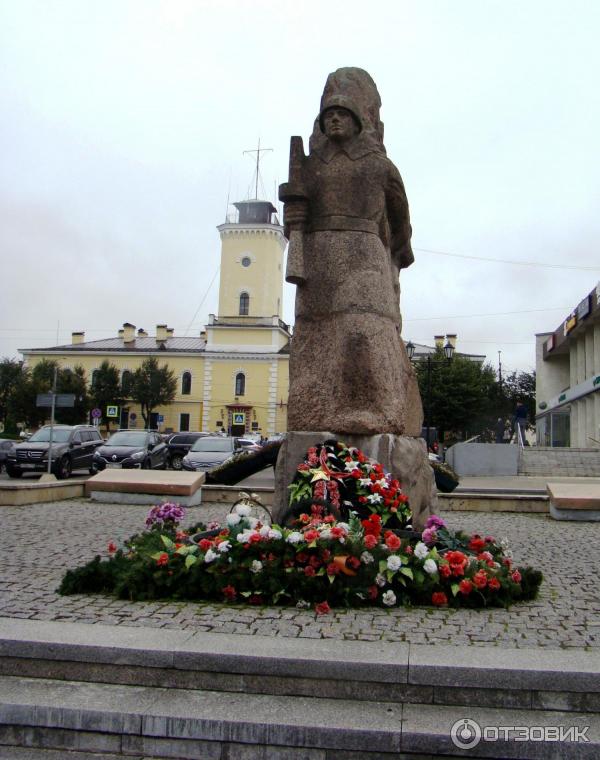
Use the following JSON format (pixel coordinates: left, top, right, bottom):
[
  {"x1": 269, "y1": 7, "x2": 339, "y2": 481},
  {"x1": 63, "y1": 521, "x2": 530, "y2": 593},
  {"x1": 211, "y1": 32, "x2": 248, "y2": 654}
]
[{"x1": 181, "y1": 436, "x2": 242, "y2": 472}]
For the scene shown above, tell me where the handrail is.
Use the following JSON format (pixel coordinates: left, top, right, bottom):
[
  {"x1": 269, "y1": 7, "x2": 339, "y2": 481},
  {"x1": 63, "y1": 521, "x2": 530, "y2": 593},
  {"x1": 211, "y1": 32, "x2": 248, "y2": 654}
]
[{"x1": 516, "y1": 422, "x2": 525, "y2": 449}]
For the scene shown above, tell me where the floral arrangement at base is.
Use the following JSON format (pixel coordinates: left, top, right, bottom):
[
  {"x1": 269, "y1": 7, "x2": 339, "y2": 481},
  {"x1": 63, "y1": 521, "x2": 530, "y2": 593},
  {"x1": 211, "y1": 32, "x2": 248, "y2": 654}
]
[
  {"x1": 58, "y1": 498, "x2": 543, "y2": 612},
  {"x1": 286, "y1": 440, "x2": 412, "y2": 529}
]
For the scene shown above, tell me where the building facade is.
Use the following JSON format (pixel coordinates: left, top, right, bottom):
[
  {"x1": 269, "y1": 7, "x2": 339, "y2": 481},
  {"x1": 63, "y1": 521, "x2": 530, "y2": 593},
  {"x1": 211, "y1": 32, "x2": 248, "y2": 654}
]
[
  {"x1": 536, "y1": 282, "x2": 600, "y2": 447},
  {"x1": 20, "y1": 199, "x2": 291, "y2": 438}
]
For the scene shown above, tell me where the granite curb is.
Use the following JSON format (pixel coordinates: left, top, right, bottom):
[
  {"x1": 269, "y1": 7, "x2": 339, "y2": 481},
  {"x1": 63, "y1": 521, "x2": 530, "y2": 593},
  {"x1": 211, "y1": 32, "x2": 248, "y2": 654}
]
[{"x1": 1, "y1": 618, "x2": 599, "y2": 694}]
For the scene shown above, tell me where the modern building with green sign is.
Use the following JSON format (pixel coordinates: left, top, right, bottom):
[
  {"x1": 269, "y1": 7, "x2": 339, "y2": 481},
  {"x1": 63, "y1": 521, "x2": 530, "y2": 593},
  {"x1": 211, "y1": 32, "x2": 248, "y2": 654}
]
[{"x1": 536, "y1": 282, "x2": 600, "y2": 447}]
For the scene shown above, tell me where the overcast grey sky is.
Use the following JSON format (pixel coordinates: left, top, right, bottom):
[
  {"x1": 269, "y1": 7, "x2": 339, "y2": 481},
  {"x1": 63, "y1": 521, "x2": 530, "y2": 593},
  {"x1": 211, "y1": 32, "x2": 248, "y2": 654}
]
[{"x1": 1, "y1": 0, "x2": 599, "y2": 377}]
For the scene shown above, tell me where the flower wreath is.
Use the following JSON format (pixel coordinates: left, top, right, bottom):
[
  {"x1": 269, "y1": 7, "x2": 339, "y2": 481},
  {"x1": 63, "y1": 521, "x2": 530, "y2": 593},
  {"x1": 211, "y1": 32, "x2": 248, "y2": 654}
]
[{"x1": 288, "y1": 440, "x2": 412, "y2": 530}]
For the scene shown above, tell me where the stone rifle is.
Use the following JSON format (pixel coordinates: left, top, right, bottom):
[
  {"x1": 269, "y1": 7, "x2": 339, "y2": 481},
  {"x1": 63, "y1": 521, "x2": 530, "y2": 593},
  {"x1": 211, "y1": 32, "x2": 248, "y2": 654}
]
[{"x1": 279, "y1": 136, "x2": 307, "y2": 285}]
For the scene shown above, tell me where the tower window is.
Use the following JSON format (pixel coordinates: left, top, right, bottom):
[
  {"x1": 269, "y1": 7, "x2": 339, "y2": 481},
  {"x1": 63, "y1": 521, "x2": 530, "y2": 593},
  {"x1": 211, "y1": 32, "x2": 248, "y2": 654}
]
[
  {"x1": 235, "y1": 372, "x2": 246, "y2": 396},
  {"x1": 91, "y1": 370, "x2": 99, "y2": 389},
  {"x1": 239, "y1": 292, "x2": 249, "y2": 315},
  {"x1": 181, "y1": 371, "x2": 192, "y2": 395},
  {"x1": 241, "y1": 256, "x2": 251, "y2": 268}
]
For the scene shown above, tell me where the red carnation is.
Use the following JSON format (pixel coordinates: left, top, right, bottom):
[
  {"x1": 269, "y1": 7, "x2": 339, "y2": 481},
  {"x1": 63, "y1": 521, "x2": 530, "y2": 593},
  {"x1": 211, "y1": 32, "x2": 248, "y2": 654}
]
[
  {"x1": 385, "y1": 532, "x2": 401, "y2": 551},
  {"x1": 321, "y1": 549, "x2": 331, "y2": 561},
  {"x1": 458, "y1": 579, "x2": 473, "y2": 595},
  {"x1": 296, "y1": 552, "x2": 309, "y2": 564},
  {"x1": 330, "y1": 526, "x2": 344, "y2": 539},
  {"x1": 364, "y1": 534, "x2": 378, "y2": 550},
  {"x1": 156, "y1": 552, "x2": 169, "y2": 567},
  {"x1": 351, "y1": 469, "x2": 361, "y2": 479},
  {"x1": 488, "y1": 576, "x2": 501, "y2": 591},
  {"x1": 511, "y1": 570, "x2": 522, "y2": 583},
  {"x1": 468, "y1": 535, "x2": 486, "y2": 553},
  {"x1": 107, "y1": 541, "x2": 117, "y2": 554},
  {"x1": 432, "y1": 592, "x2": 448, "y2": 607},
  {"x1": 439, "y1": 563, "x2": 451, "y2": 578},
  {"x1": 444, "y1": 550, "x2": 468, "y2": 577},
  {"x1": 368, "y1": 585, "x2": 378, "y2": 600},
  {"x1": 472, "y1": 570, "x2": 488, "y2": 589},
  {"x1": 199, "y1": 538, "x2": 213, "y2": 551},
  {"x1": 347, "y1": 556, "x2": 361, "y2": 570},
  {"x1": 304, "y1": 529, "x2": 319, "y2": 542},
  {"x1": 315, "y1": 601, "x2": 331, "y2": 615},
  {"x1": 304, "y1": 565, "x2": 316, "y2": 577},
  {"x1": 326, "y1": 562, "x2": 340, "y2": 576},
  {"x1": 222, "y1": 585, "x2": 237, "y2": 600}
]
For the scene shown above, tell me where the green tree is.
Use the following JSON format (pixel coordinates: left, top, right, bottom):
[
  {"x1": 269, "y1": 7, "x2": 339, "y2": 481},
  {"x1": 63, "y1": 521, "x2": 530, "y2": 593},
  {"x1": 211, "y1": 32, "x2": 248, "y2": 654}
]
[
  {"x1": 130, "y1": 357, "x2": 177, "y2": 428},
  {"x1": 0, "y1": 359, "x2": 26, "y2": 433},
  {"x1": 55, "y1": 365, "x2": 89, "y2": 425},
  {"x1": 415, "y1": 349, "x2": 497, "y2": 442},
  {"x1": 9, "y1": 360, "x2": 90, "y2": 429},
  {"x1": 90, "y1": 360, "x2": 125, "y2": 433},
  {"x1": 500, "y1": 369, "x2": 536, "y2": 423}
]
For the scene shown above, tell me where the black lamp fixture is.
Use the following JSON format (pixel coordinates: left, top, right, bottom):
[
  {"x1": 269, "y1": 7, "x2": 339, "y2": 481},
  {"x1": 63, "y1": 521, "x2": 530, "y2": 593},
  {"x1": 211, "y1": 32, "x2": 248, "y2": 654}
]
[{"x1": 405, "y1": 337, "x2": 455, "y2": 450}]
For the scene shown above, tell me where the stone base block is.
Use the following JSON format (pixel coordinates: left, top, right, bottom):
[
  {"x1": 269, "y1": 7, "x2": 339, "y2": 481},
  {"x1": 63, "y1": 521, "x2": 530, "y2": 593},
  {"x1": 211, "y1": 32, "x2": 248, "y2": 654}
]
[
  {"x1": 88, "y1": 489, "x2": 203, "y2": 506},
  {"x1": 550, "y1": 504, "x2": 600, "y2": 521},
  {"x1": 547, "y1": 482, "x2": 600, "y2": 521},
  {"x1": 274, "y1": 432, "x2": 436, "y2": 530},
  {"x1": 84, "y1": 470, "x2": 204, "y2": 498}
]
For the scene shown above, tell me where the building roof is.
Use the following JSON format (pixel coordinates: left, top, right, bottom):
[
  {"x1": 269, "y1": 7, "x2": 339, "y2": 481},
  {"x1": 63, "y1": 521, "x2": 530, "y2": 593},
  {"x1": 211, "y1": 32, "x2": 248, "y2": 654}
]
[{"x1": 22, "y1": 336, "x2": 207, "y2": 354}]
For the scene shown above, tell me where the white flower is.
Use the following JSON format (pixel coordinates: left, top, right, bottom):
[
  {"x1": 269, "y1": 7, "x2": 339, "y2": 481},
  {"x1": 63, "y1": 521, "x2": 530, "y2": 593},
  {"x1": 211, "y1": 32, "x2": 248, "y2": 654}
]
[
  {"x1": 359, "y1": 478, "x2": 372, "y2": 487},
  {"x1": 204, "y1": 548, "x2": 217, "y2": 563},
  {"x1": 387, "y1": 555, "x2": 402, "y2": 572},
  {"x1": 414, "y1": 542, "x2": 429, "y2": 560},
  {"x1": 382, "y1": 590, "x2": 397, "y2": 606},
  {"x1": 344, "y1": 460, "x2": 359, "y2": 472},
  {"x1": 268, "y1": 529, "x2": 282, "y2": 540},
  {"x1": 286, "y1": 531, "x2": 303, "y2": 544},
  {"x1": 296, "y1": 599, "x2": 310, "y2": 609},
  {"x1": 336, "y1": 522, "x2": 350, "y2": 533},
  {"x1": 217, "y1": 541, "x2": 231, "y2": 553},
  {"x1": 259, "y1": 525, "x2": 270, "y2": 537},
  {"x1": 226, "y1": 513, "x2": 241, "y2": 527},
  {"x1": 250, "y1": 560, "x2": 263, "y2": 574},
  {"x1": 375, "y1": 477, "x2": 388, "y2": 488},
  {"x1": 248, "y1": 517, "x2": 259, "y2": 529},
  {"x1": 423, "y1": 558, "x2": 438, "y2": 575},
  {"x1": 319, "y1": 529, "x2": 332, "y2": 540},
  {"x1": 235, "y1": 504, "x2": 251, "y2": 517},
  {"x1": 236, "y1": 530, "x2": 257, "y2": 544},
  {"x1": 360, "y1": 551, "x2": 374, "y2": 564},
  {"x1": 367, "y1": 493, "x2": 383, "y2": 505},
  {"x1": 375, "y1": 573, "x2": 386, "y2": 587}
]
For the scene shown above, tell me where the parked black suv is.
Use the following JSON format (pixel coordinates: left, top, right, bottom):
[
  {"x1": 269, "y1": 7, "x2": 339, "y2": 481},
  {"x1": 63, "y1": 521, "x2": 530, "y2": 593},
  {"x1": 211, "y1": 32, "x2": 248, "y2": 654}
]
[
  {"x1": 6, "y1": 425, "x2": 104, "y2": 479},
  {"x1": 165, "y1": 432, "x2": 209, "y2": 470}
]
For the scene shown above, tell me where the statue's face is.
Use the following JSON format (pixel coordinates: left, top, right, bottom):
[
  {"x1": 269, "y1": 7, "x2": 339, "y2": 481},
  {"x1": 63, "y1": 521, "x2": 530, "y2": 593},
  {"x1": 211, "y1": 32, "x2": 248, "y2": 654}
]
[{"x1": 322, "y1": 107, "x2": 359, "y2": 143}]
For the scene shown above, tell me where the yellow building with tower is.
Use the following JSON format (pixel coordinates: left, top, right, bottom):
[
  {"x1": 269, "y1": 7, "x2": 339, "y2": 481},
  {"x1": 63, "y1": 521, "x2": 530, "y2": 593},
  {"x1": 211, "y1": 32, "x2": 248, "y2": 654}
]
[{"x1": 20, "y1": 199, "x2": 291, "y2": 437}]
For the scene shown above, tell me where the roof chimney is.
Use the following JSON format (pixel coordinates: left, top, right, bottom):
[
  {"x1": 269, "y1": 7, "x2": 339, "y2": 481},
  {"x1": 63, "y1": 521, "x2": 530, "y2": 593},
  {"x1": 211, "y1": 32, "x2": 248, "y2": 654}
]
[
  {"x1": 166, "y1": 327, "x2": 174, "y2": 338},
  {"x1": 137, "y1": 328, "x2": 148, "y2": 337},
  {"x1": 156, "y1": 324, "x2": 168, "y2": 342},
  {"x1": 71, "y1": 331, "x2": 85, "y2": 345},
  {"x1": 123, "y1": 323, "x2": 136, "y2": 343}
]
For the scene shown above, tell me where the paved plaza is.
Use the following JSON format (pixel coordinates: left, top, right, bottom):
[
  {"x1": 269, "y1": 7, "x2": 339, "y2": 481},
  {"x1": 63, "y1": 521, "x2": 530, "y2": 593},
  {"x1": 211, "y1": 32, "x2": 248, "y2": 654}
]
[{"x1": 0, "y1": 498, "x2": 598, "y2": 650}]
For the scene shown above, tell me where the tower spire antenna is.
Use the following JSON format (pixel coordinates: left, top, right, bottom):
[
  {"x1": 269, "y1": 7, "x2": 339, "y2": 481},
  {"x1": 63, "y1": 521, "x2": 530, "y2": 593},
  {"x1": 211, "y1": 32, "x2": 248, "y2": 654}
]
[{"x1": 243, "y1": 138, "x2": 273, "y2": 200}]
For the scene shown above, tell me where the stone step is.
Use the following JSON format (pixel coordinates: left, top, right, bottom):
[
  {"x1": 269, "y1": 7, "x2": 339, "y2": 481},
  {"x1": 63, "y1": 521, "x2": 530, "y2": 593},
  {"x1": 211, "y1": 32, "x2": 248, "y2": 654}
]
[
  {"x1": 438, "y1": 491, "x2": 548, "y2": 513},
  {"x1": 1, "y1": 675, "x2": 599, "y2": 759},
  {"x1": 1, "y1": 619, "x2": 599, "y2": 713}
]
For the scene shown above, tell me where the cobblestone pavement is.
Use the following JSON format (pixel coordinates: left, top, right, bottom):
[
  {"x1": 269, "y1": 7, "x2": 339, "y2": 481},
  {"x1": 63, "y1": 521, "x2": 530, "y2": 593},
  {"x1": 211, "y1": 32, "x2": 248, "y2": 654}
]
[{"x1": 1, "y1": 499, "x2": 599, "y2": 650}]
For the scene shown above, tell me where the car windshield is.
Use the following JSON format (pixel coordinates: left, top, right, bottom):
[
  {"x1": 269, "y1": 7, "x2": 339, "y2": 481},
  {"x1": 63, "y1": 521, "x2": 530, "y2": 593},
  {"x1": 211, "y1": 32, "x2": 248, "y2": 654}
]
[
  {"x1": 191, "y1": 438, "x2": 233, "y2": 453},
  {"x1": 27, "y1": 428, "x2": 72, "y2": 443},
  {"x1": 106, "y1": 431, "x2": 148, "y2": 447}
]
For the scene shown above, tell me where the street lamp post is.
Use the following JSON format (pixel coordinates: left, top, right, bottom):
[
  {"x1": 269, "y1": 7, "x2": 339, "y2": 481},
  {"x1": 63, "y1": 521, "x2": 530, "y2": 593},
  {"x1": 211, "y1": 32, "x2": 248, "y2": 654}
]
[{"x1": 405, "y1": 340, "x2": 454, "y2": 450}]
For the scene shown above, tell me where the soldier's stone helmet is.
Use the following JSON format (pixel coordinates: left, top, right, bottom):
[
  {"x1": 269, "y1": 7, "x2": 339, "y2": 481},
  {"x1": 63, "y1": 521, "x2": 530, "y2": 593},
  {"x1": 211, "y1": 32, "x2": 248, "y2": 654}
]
[{"x1": 318, "y1": 94, "x2": 362, "y2": 134}]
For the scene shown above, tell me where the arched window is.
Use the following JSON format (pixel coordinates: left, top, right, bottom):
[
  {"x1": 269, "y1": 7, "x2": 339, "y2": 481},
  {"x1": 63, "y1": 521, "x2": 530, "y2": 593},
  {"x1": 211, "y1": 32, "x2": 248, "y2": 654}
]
[
  {"x1": 181, "y1": 371, "x2": 192, "y2": 395},
  {"x1": 235, "y1": 372, "x2": 246, "y2": 396},
  {"x1": 91, "y1": 370, "x2": 99, "y2": 389},
  {"x1": 121, "y1": 370, "x2": 132, "y2": 395},
  {"x1": 239, "y1": 292, "x2": 249, "y2": 315}
]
